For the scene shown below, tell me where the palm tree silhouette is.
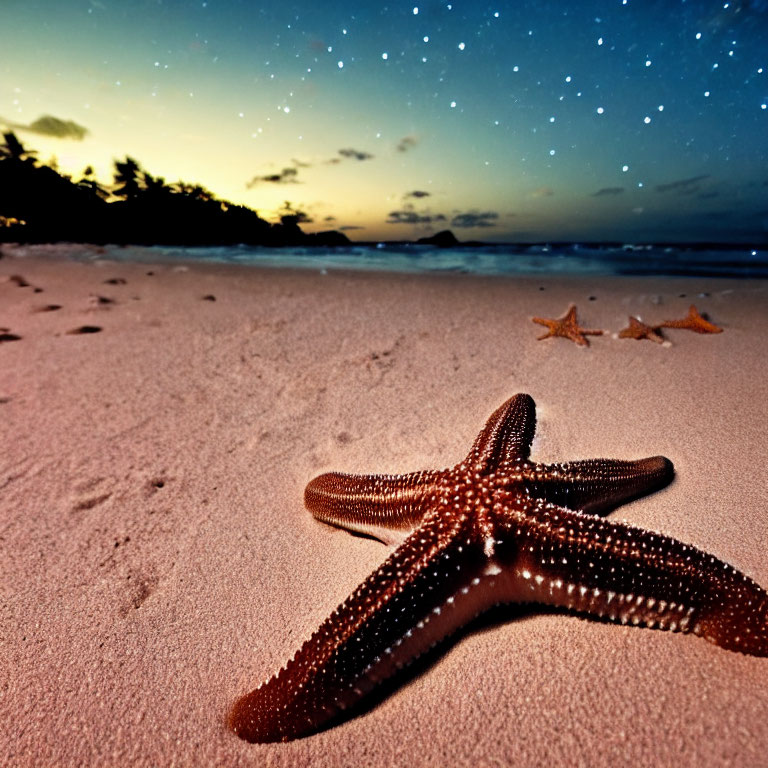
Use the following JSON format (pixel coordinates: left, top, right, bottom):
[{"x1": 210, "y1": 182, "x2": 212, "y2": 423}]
[
  {"x1": 0, "y1": 134, "x2": 334, "y2": 246},
  {"x1": 171, "y1": 181, "x2": 215, "y2": 201},
  {"x1": 142, "y1": 171, "x2": 170, "y2": 199},
  {"x1": 0, "y1": 132, "x2": 38, "y2": 165},
  {"x1": 77, "y1": 165, "x2": 110, "y2": 201},
  {"x1": 171, "y1": 180, "x2": 195, "y2": 196},
  {"x1": 112, "y1": 156, "x2": 144, "y2": 200}
]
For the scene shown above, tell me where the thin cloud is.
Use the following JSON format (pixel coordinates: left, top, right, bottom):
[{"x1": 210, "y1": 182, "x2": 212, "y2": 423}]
[
  {"x1": 339, "y1": 225, "x2": 366, "y2": 231},
  {"x1": 531, "y1": 186, "x2": 554, "y2": 198},
  {"x1": 404, "y1": 190, "x2": 431, "y2": 199},
  {"x1": 451, "y1": 210, "x2": 499, "y2": 228},
  {"x1": 396, "y1": 135, "x2": 419, "y2": 153},
  {"x1": 249, "y1": 147, "x2": 374, "y2": 184},
  {"x1": 1, "y1": 114, "x2": 89, "y2": 140},
  {"x1": 386, "y1": 208, "x2": 446, "y2": 225},
  {"x1": 655, "y1": 175, "x2": 710, "y2": 194},
  {"x1": 246, "y1": 167, "x2": 299, "y2": 187},
  {"x1": 592, "y1": 187, "x2": 625, "y2": 197},
  {"x1": 244, "y1": 139, "x2": 392, "y2": 189},
  {"x1": 338, "y1": 148, "x2": 374, "y2": 161}
]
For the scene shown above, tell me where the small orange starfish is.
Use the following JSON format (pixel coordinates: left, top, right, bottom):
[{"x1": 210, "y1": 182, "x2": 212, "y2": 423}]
[
  {"x1": 532, "y1": 305, "x2": 603, "y2": 346},
  {"x1": 659, "y1": 305, "x2": 723, "y2": 334},
  {"x1": 618, "y1": 316, "x2": 665, "y2": 344}
]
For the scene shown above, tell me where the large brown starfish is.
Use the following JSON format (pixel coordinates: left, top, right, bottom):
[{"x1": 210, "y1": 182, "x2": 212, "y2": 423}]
[{"x1": 229, "y1": 394, "x2": 768, "y2": 743}]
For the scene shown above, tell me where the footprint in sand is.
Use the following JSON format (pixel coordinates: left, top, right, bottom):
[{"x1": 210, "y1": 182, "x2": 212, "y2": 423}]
[
  {"x1": 0, "y1": 329, "x2": 22, "y2": 342},
  {"x1": 101, "y1": 539, "x2": 162, "y2": 615},
  {"x1": 4, "y1": 274, "x2": 43, "y2": 292},
  {"x1": 104, "y1": 277, "x2": 127, "y2": 285},
  {"x1": 88, "y1": 294, "x2": 116, "y2": 309},
  {"x1": 126, "y1": 573, "x2": 158, "y2": 611},
  {"x1": 72, "y1": 491, "x2": 113, "y2": 512},
  {"x1": 202, "y1": 294, "x2": 216, "y2": 301},
  {"x1": 66, "y1": 325, "x2": 103, "y2": 335},
  {"x1": 70, "y1": 475, "x2": 115, "y2": 513},
  {"x1": 33, "y1": 304, "x2": 62, "y2": 313},
  {"x1": 116, "y1": 568, "x2": 160, "y2": 616},
  {"x1": 144, "y1": 475, "x2": 169, "y2": 498}
]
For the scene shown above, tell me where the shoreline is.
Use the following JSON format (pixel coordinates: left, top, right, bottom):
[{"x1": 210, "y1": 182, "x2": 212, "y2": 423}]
[
  {"x1": 3, "y1": 241, "x2": 767, "y2": 281},
  {"x1": 2, "y1": 251, "x2": 767, "y2": 766}
]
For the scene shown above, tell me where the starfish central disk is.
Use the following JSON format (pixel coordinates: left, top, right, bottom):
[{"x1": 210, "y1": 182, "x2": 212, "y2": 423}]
[{"x1": 229, "y1": 394, "x2": 768, "y2": 743}]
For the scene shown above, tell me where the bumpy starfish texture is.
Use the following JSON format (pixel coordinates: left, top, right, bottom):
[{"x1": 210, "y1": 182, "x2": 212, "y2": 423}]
[
  {"x1": 229, "y1": 395, "x2": 768, "y2": 743},
  {"x1": 618, "y1": 316, "x2": 666, "y2": 344},
  {"x1": 659, "y1": 304, "x2": 723, "y2": 334},
  {"x1": 532, "y1": 305, "x2": 603, "y2": 346}
]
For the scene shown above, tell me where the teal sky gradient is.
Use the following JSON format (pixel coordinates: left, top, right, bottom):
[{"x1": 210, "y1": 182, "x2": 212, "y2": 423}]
[{"x1": 2, "y1": 0, "x2": 767, "y2": 242}]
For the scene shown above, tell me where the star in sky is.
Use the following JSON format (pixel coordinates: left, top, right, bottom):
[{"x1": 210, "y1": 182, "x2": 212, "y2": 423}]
[{"x1": 1, "y1": 0, "x2": 766, "y2": 242}]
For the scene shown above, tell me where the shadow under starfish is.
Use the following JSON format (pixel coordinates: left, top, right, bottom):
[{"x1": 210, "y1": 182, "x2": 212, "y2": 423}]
[{"x1": 229, "y1": 394, "x2": 768, "y2": 743}]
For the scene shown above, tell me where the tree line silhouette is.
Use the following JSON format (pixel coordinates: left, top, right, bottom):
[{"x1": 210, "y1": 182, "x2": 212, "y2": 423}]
[{"x1": 0, "y1": 132, "x2": 348, "y2": 246}]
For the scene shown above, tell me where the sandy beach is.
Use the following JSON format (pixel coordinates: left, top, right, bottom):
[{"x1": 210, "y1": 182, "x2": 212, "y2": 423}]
[{"x1": 2, "y1": 245, "x2": 767, "y2": 767}]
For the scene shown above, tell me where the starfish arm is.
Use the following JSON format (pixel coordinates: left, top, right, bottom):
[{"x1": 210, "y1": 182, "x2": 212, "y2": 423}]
[
  {"x1": 464, "y1": 393, "x2": 537, "y2": 472},
  {"x1": 304, "y1": 470, "x2": 444, "y2": 544},
  {"x1": 532, "y1": 318, "x2": 556, "y2": 339},
  {"x1": 521, "y1": 456, "x2": 674, "y2": 514},
  {"x1": 659, "y1": 305, "x2": 723, "y2": 334},
  {"x1": 229, "y1": 510, "x2": 490, "y2": 743},
  {"x1": 532, "y1": 307, "x2": 603, "y2": 346},
  {"x1": 618, "y1": 316, "x2": 665, "y2": 343},
  {"x1": 231, "y1": 393, "x2": 768, "y2": 743},
  {"x1": 495, "y1": 500, "x2": 768, "y2": 656}
]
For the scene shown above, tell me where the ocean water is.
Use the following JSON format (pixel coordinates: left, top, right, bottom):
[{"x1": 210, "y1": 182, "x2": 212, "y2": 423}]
[{"x1": 7, "y1": 242, "x2": 768, "y2": 278}]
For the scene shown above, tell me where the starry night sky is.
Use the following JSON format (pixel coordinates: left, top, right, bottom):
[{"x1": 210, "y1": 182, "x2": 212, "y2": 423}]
[{"x1": 2, "y1": 0, "x2": 767, "y2": 242}]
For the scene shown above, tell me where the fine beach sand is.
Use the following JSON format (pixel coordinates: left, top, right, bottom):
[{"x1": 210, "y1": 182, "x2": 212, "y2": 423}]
[{"x1": 2, "y1": 245, "x2": 767, "y2": 767}]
